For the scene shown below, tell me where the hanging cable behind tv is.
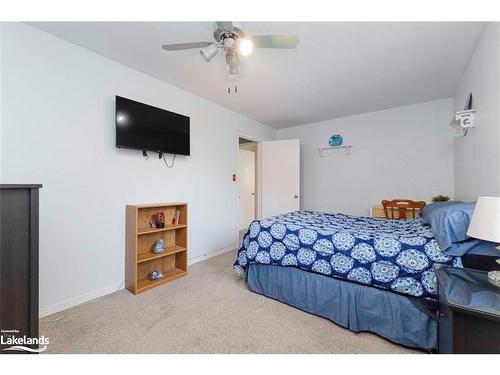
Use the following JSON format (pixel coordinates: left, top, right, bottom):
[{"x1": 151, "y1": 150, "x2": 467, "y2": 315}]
[
  {"x1": 141, "y1": 150, "x2": 176, "y2": 168},
  {"x1": 162, "y1": 153, "x2": 176, "y2": 168}
]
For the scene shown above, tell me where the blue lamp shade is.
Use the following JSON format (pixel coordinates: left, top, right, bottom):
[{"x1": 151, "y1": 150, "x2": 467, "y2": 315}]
[{"x1": 329, "y1": 134, "x2": 343, "y2": 147}]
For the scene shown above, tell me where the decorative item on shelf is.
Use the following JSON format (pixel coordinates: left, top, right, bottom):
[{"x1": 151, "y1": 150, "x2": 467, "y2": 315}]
[
  {"x1": 152, "y1": 239, "x2": 165, "y2": 254},
  {"x1": 466, "y1": 197, "x2": 500, "y2": 287},
  {"x1": 328, "y1": 134, "x2": 343, "y2": 147},
  {"x1": 148, "y1": 218, "x2": 157, "y2": 228},
  {"x1": 156, "y1": 212, "x2": 165, "y2": 228},
  {"x1": 449, "y1": 92, "x2": 475, "y2": 137},
  {"x1": 318, "y1": 133, "x2": 352, "y2": 157},
  {"x1": 149, "y1": 270, "x2": 164, "y2": 281},
  {"x1": 172, "y1": 210, "x2": 181, "y2": 225},
  {"x1": 432, "y1": 195, "x2": 450, "y2": 202}
]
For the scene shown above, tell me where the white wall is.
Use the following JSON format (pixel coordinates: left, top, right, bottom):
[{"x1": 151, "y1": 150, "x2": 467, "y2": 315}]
[
  {"x1": 0, "y1": 23, "x2": 275, "y2": 315},
  {"x1": 277, "y1": 99, "x2": 454, "y2": 216},
  {"x1": 453, "y1": 23, "x2": 500, "y2": 201}
]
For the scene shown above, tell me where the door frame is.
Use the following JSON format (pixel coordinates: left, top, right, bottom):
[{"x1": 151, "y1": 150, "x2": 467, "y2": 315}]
[{"x1": 236, "y1": 131, "x2": 262, "y2": 246}]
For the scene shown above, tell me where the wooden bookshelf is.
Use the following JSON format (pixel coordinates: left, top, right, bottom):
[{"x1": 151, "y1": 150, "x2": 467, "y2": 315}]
[{"x1": 126, "y1": 202, "x2": 188, "y2": 295}]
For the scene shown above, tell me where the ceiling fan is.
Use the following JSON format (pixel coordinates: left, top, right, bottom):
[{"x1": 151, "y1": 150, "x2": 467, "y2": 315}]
[{"x1": 162, "y1": 22, "x2": 299, "y2": 78}]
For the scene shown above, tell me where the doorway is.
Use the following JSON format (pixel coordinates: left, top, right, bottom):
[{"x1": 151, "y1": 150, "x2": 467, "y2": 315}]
[
  {"x1": 236, "y1": 136, "x2": 300, "y2": 247},
  {"x1": 238, "y1": 136, "x2": 259, "y2": 245}
]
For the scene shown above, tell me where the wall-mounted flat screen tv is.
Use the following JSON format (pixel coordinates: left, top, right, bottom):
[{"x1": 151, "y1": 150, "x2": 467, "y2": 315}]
[{"x1": 115, "y1": 96, "x2": 190, "y2": 156}]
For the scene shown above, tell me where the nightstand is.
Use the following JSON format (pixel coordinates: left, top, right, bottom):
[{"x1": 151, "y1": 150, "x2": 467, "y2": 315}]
[{"x1": 435, "y1": 265, "x2": 500, "y2": 353}]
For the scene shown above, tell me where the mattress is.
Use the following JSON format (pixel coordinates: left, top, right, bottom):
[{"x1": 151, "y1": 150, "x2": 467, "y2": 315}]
[{"x1": 234, "y1": 211, "x2": 462, "y2": 298}]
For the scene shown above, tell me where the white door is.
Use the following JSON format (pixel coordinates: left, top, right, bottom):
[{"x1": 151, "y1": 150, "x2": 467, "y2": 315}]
[
  {"x1": 261, "y1": 139, "x2": 300, "y2": 218},
  {"x1": 239, "y1": 149, "x2": 256, "y2": 230}
]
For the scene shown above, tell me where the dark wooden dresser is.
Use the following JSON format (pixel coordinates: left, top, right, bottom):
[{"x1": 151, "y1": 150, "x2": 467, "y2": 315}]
[
  {"x1": 0, "y1": 184, "x2": 41, "y2": 353},
  {"x1": 436, "y1": 264, "x2": 500, "y2": 353}
]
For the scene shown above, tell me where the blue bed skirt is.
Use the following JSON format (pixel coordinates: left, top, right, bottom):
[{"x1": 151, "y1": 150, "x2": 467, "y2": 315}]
[{"x1": 247, "y1": 263, "x2": 437, "y2": 351}]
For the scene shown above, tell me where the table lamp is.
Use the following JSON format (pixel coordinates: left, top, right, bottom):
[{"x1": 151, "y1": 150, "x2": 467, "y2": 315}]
[{"x1": 467, "y1": 197, "x2": 500, "y2": 287}]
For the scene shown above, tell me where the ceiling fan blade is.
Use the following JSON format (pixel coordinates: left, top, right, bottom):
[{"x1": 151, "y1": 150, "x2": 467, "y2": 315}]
[
  {"x1": 162, "y1": 42, "x2": 212, "y2": 51},
  {"x1": 249, "y1": 35, "x2": 299, "y2": 49},
  {"x1": 216, "y1": 21, "x2": 233, "y2": 30}
]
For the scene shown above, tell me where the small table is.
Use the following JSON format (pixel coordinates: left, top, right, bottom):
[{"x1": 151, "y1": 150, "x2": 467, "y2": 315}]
[
  {"x1": 371, "y1": 204, "x2": 421, "y2": 219},
  {"x1": 435, "y1": 265, "x2": 500, "y2": 353}
]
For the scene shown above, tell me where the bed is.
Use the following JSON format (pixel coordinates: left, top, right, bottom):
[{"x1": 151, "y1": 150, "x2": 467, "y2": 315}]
[{"x1": 233, "y1": 210, "x2": 464, "y2": 351}]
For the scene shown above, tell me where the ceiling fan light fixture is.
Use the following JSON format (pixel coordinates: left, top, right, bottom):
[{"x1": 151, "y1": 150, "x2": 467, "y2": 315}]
[
  {"x1": 200, "y1": 43, "x2": 218, "y2": 62},
  {"x1": 223, "y1": 37, "x2": 236, "y2": 49},
  {"x1": 226, "y1": 52, "x2": 240, "y2": 77},
  {"x1": 162, "y1": 22, "x2": 300, "y2": 78},
  {"x1": 239, "y1": 39, "x2": 253, "y2": 56}
]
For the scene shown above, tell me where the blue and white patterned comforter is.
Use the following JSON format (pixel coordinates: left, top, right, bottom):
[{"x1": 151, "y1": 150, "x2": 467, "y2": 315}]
[{"x1": 233, "y1": 211, "x2": 462, "y2": 298}]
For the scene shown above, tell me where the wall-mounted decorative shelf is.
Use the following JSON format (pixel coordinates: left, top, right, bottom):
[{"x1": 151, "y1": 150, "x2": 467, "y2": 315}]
[
  {"x1": 318, "y1": 145, "x2": 352, "y2": 157},
  {"x1": 449, "y1": 92, "x2": 475, "y2": 137}
]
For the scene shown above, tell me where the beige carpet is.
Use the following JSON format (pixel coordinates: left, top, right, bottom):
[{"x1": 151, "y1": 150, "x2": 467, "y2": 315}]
[{"x1": 40, "y1": 251, "x2": 419, "y2": 354}]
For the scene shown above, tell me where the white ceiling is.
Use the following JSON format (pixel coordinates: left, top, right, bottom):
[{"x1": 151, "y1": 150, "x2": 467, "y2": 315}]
[{"x1": 29, "y1": 22, "x2": 486, "y2": 128}]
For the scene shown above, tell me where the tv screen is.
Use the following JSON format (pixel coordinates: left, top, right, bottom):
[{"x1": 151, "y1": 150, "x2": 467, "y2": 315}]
[{"x1": 115, "y1": 96, "x2": 190, "y2": 156}]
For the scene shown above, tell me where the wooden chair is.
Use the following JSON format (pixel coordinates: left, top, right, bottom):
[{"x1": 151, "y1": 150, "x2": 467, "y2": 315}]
[{"x1": 381, "y1": 199, "x2": 426, "y2": 220}]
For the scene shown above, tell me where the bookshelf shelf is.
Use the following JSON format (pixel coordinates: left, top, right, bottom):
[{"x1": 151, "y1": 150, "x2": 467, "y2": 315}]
[
  {"x1": 137, "y1": 224, "x2": 187, "y2": 235},
  {"x1": 136, "y1": 268, "x2": 186, "y2": 293},
  {"x1": 137, "y1": 245, "x2": 186, "y2": 263},
  {"x1": 126, "y1": 202, "x2": 188, "y2": 295}
]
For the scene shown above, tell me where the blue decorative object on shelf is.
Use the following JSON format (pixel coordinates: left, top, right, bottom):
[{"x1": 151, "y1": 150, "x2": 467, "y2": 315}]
[
  {"x1": 329, "y1": 134, "x2": 343, "y2": 147},
  {"x1": 153, "y1": 239, "x2": 165, "y2": 254},
  {"x1": 149, "y1": 271, "x2": 163, "y2": 281}
]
